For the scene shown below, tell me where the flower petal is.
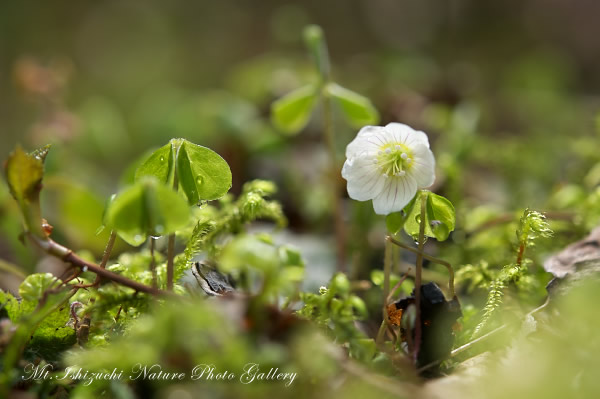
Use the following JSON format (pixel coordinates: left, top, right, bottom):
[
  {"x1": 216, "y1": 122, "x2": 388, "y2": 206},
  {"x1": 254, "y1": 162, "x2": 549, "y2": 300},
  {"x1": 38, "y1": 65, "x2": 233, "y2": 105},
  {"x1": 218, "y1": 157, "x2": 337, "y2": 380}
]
[
  {"x1": 345, "y1": 126, "x2": 383, "y2": 158},
  {"x1": 342, "y1": 154, "x2": 386, "y2": 201},
  {"x1": 372, "y1": 175, "x2": 417, "y2": 215},
  {"x1": 385, "y1": 123, "x2": 430, "y2": 148},
  {"x1": 408, "y1": 143, "x2": 436, "y2": 188}
]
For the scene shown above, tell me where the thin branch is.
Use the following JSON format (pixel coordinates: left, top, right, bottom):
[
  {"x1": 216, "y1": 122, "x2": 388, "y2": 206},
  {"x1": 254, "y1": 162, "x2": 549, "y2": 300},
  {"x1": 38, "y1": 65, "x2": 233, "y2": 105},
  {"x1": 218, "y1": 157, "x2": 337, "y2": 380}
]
[{"x1": 27, "y1": 234, "x2": 166, "y2": 296}]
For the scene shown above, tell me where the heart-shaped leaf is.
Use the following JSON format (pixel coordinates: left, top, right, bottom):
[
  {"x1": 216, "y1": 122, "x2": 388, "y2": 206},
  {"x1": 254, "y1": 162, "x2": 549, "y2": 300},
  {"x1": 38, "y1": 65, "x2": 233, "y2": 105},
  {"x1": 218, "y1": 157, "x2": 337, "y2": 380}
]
[
  {"x1": 106, "y1": 177, "x2": 191, "y2": 246},
  {"x1": 134, "y1": 139, "x2": 232, "y2": 205},
  {"x1": 271, "y1": 85, "x2": 318, "y2": 135},
  {"x1": 176, "y1": 140, "x2": 232, "y2": 204},
  {"x1": 403, "y1": 191, "x2": 455, "y2": 242},
  {"x1": 325, "y1": 83, "x2": 379, "y2": 128},
  {"x1": 134, "y1": 142, "x2": 173, "y2": 184}
]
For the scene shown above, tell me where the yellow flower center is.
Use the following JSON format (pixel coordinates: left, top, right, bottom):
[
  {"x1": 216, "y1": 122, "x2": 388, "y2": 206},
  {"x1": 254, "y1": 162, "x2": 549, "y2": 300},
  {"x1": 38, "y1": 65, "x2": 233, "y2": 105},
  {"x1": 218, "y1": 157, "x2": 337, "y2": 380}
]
[{"x1": 376, "y1": 143, "x2": 413, "y2": 178}]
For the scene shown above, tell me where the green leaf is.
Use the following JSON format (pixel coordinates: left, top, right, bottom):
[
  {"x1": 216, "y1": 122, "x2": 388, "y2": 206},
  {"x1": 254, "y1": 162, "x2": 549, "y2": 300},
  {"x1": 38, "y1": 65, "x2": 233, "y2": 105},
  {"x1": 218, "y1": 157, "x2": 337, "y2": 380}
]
[
  {"x1": 106, "y1": 177, "x2": 191, "y2": 246},
  {"x1": 19, "y1": 273, "x2": 60, "y2": 302},
  {"x1": 403, "y1": 191, "x2": 455, "y2": 242},
  {"x1": 176, "y1": 140, "x2": 232, "y2": 204},
  {"x1": 517, "y1": 208, "x2": 553, "y2": 248},
  {"x1": 134, "y1": 142, "x2": 173, "y2": 184},
  {"x1": 135, "y1": 139, "x2": 232, "y2": 205},
  {"x1": 220, "y1": 234, "x2": 280, "y2": 274},
  {"x1": 325, "y1": 83, "x2": 379, "y2": 128},
  {"x1": 271, "y1": 85, "x2": 318, "y2": 135},
  {"x1": 4, "y1": 145, "x2": 46, "y2": 236},
  {"x1": 427, "y1": 192, "x2": 456, "y2": 241},
  {"x1": 386, "y1": 212, "x2": 406, "y2": 235}
]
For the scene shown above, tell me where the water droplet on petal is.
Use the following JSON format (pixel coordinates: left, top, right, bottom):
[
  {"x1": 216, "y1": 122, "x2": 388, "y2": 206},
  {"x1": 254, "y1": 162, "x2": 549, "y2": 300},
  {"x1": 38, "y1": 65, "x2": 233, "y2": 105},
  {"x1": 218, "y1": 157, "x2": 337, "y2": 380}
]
[
  {"x1": 159, "y1": 156, "x2": 165, "y2": 162},
  {"x1": 196, "y1": 176, "x2": 204, "y2": 185}
]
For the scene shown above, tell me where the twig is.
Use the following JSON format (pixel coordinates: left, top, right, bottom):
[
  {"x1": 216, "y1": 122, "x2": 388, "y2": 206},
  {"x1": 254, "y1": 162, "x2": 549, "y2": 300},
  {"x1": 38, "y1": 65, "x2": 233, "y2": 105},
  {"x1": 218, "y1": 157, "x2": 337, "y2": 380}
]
[
  {"x1": 74, "y1": 231, "x2": 117, "y2": 289},
  {"x1": 27, "y1": 234, "x2": 166, "y2": 296},
  {"x1": 387, "y1": 270, "x2": 410, "y2": 304}
]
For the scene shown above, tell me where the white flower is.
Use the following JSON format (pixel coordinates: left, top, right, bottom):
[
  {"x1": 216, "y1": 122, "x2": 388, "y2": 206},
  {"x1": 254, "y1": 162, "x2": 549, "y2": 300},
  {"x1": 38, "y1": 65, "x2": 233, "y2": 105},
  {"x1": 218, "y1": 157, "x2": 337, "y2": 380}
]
[{"x1": 342, "y1": 123, "x2": 436, "y2": 215}]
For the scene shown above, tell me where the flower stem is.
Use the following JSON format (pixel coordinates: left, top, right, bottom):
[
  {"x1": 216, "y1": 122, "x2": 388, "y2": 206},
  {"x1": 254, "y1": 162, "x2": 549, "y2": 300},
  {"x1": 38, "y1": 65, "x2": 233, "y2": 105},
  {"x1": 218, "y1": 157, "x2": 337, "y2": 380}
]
[
  {"x1": 322, "y1": 90, "x2": 346, "y2": 272},
  {"x1": 376, "y1": 238, "x2": 393, "y2": 345},
  {"x1": 413, "y1": 191, "x2": 427, "y2": 363}
]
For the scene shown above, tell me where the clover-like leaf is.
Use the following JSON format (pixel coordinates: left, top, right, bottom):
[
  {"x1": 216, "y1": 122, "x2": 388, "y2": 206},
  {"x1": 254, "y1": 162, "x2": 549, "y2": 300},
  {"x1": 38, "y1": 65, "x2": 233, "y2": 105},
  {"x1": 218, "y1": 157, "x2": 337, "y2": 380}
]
[
  {"x1": 403, "y1": 191, "x2": 455, "y2": 242},
  {"x1": 271, "y1": 85, "x2": 318, "y2": 135},
  {"x1": 426, "y1": 192, "x2": 456, "y2": 241},
  {"x1": 19, "y1": 273, "x2": 60, "y2": 302},
  {"x1": 134, "y1": 139, "x2": 232, "y2": 205},
  {"x1": 4, "y1": 145, "x2": 49, "y2": 237},
  {"x1": 176, "y1": 140, "x2": 232, "y2": 204},
  {"x1": 325, "y1": 83, "x2": 379, "y2": 128},
  {"x1": 5, "y1": 146, "x2": 44, "y2": 210},
  {"x1": 220, "y1": 234, "x2": 280, "y2": 274},
  {"x1": 134, "y1": 142, "x2": 173, "y2": 184},
  {"x1": 106, "y1": 177, "x2": 191, "y2": 246}
]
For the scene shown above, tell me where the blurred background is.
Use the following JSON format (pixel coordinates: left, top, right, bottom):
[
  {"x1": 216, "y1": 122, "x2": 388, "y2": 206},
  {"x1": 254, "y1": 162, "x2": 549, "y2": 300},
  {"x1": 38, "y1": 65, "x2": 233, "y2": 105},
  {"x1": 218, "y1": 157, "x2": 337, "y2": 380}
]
[{"x1": 2, "y1": 0, "x2": 600, "y2": 291}]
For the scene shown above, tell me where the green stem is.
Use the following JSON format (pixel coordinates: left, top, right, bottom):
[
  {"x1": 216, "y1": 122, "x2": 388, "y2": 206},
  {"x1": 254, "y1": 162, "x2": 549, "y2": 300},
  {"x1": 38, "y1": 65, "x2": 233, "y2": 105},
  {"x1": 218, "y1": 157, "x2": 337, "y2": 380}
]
[
  {"x1": 413, "y1": 191, "x2": 427, "y2": 363},
  {"x1": 149, "y1": 238, "x2": 157, "y2": 289},
  {"x1": 322, "y1": 90, "x2": 346, "y2": 273},
  {"x1": 382, "y1": 238, "x2": 392, "y2": 312},
  {"x1": 100, "y1": 231, "x2": 117, "y2": 269},
  {"x1": 0, "y1": 258, "x2": 26, "y2": 279},
  {"x1": 376, "y1": 238, "x2": 393, "y2": 345},
  {"x1": 166, "y1": 157, "x2": 180, "y2": 291}
]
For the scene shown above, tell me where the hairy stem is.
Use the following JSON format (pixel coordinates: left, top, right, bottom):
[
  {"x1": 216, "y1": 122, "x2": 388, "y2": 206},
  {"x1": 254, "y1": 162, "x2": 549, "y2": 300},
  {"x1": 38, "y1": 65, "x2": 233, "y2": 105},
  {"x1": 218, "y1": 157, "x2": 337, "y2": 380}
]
[
  {"x1": 515, "y1": 242, "x2": 526, "y2": 269},
  {"x1": 100, "y1": 230, "x2": 117, "y2": 269}
]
